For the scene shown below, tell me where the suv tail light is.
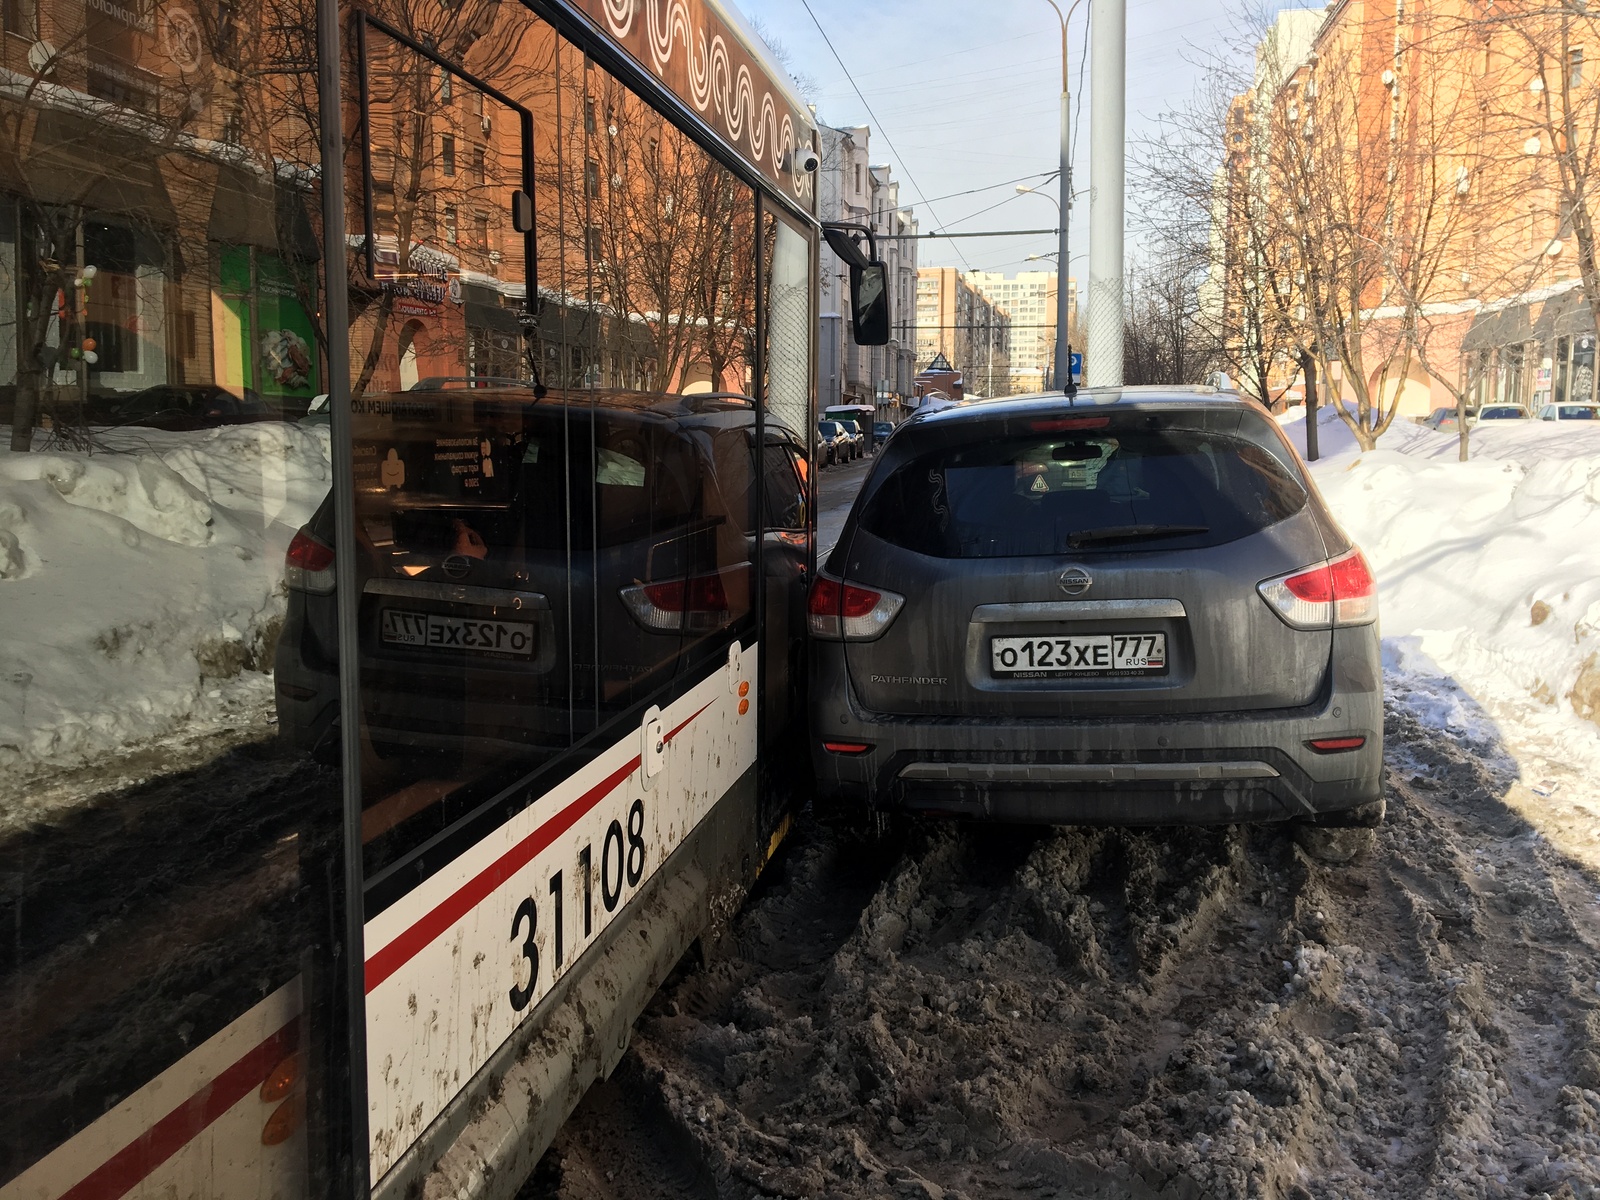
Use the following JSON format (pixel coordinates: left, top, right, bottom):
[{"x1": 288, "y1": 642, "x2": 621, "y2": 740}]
[
  {"x1": 1258, "y1": 547, "x2": 1377, "y2": 629},
  {"x1": 284, "y1": 528, "x2": 335, "y2": 594},
  {"x1": 807, "y1": 574, "x2": 905, "y2": 640},
  {"x1": 621, "y1": 573, "x2": 731, "y2": 634}
]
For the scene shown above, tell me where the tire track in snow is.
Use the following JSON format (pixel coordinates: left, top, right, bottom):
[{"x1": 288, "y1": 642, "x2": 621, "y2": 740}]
[{"x1": 527, "y1": 711, "x2": 1600, "y2": 1200}]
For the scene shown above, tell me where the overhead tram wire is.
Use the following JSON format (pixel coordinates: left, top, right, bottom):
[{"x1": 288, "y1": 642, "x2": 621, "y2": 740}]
[
  {"x1": 797, "y1": 0, "x2": 975, "y2": 271},
  {"x1": 868, "y1": 171, "x2": 1058, "y2": 222}
]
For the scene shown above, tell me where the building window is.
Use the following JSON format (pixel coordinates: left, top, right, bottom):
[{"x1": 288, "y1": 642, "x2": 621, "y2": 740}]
[
  {"x1": 440, "y1": 68, "x2": 452, "y2": 103},
  {"x1": 1571, "y1": 47, "x2": 1585, "y2": 87},
  {"x1": 475, "y1": 212, "x2": 490, "y2": 248},
  {"x1": 585, "y1": 224, "x2": 603, "y2": 262},
  {"x1": 4, "y1": 0, "x2": 36, "y2": 37},
  {"x1": 473, "y1": 148, "x2": 486, "y2": 183},
  {"x1": 586, "y1": 159, "x2": 600, "y2": 196},
  {"x1": 443, "y1": 204, "x2": 457, "y2": 244},
  {"x1": 441, "y1": 134, "x2": 456, "y2": 177}
]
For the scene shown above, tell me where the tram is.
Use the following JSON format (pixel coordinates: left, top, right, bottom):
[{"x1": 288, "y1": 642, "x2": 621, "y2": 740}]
[{"x1": 0, "y1": 0, "x2": 886, "y2": 1196}]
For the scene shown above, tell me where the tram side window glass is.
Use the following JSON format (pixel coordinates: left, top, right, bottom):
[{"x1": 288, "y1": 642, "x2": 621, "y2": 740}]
[
  {"x1": 558, "y1": 52, "x2": 758, "y2": 713},
  {"x1": 1, "y1": 0, "x2": 352, "y2": 1193},
  {"x1": 345, "y1": 21, "x2": 574, "y2": 876},
  {"x1": 344, "y1": 17, "x2": 757, "y2": 878}
]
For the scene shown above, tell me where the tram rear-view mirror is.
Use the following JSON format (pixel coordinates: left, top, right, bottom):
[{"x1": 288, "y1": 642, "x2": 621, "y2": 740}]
[{"x1": 851, "y1": 261, "x2": 890, "y2": 346}]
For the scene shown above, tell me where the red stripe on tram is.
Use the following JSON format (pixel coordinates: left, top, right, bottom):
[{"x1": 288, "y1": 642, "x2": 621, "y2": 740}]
[
  {"x1": 58, "y1": 1021, "x2": 298, "y2": 1200},
  {"x1": 364, "y1": 701, "x2": 712, "y2": 994}
]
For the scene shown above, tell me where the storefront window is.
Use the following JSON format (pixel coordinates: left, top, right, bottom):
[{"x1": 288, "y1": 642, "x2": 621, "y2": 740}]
[{"x1": 1572, "y1": 334, "x2": 1596, "y2": 403}]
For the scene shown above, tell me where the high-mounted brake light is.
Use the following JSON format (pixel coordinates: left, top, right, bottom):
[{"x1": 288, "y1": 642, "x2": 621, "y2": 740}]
[
  {"x1": 621, "y1": 573, "x2": 732, "y2": 634},
  {"x1": 1258, "y1": 547, "x2": 1377, "y2": 629},
  {"x1": 1029, "y1": 416, "x2": 1110, "y2": 432},
  {"x1": 807, "y1": 574, "x2": 905, "y2": 640},
  {"x1": 284, "y1": 528, "x2": 336, "y2": 594}
]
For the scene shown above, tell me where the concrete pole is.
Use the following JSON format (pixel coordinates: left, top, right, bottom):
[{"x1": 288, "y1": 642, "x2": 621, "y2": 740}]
[
  {"x1": 1043, "y1": 0, "x2": 1077, "y2": 390},
  {"x1": 1085, "y1": 0, "x2": 1125, "y2": 387}
]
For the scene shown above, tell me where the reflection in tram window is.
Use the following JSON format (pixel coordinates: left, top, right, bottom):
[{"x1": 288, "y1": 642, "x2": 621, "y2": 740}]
[{"x1": 337, "y1": 14, "x2": 763, "y2": 875}]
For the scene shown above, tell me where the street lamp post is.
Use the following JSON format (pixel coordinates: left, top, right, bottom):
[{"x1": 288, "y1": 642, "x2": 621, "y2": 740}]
[{"x1": 1039, "y1": 0, "x2": 1081, "y2": 390}]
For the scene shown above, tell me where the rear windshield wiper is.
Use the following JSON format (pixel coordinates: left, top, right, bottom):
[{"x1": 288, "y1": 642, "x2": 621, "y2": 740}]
[{"x1": 1066, "y1": 524, "x2": 1210, "y2": 548}]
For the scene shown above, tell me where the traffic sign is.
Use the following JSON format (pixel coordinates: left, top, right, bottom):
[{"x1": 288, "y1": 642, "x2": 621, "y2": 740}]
[{"x1": 1069, "y1": 352, "x2": 1083, "y2": 383}]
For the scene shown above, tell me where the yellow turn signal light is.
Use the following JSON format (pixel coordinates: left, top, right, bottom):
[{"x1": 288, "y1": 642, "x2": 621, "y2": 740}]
[
  {"x1": 262, "y1": 1094, "x2": 303, "y2": 1146},
  {"x1": 260, "y1": 1052, "x2": 300, "y2": 1102}
]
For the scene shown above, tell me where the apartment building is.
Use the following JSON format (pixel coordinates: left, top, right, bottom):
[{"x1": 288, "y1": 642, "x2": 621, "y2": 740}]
[
  {"x1": 1224, "y1": 0, "x2": 1600, "y2": 421},
  {"x1": 965, "y1": 270, "x2": 1077, "y2": 392},
  {"x1": 915, "y1": 267, "x2": 1011, "y2": 398}
]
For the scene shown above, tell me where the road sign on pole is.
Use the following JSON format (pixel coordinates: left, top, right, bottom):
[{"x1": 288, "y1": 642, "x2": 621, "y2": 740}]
[{"x1": 1070, "y1": 352, "x2": 1083, "y2": 383}]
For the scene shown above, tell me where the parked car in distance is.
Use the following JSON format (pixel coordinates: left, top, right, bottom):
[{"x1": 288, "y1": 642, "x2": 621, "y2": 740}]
[
  {"x1": 834, "y1": 419, "x2": 865, "y2": 460},
  {"x1": 96, "y1": 383, "x2": 278, "y2": 430},
  {"x1": 874, "y1": 421, "x2": 895, "y2": 444},
  {"x1": 299, "y1": 393, "x2": 332, "y2": 426},
  {"x1": 810, "y1": 386, "x2": 1384, "y2": 837},
  {"x1": 1475, "y1": 404, "x2": 1531, "y2": 421},
  {"x1": 409, "y1": 376, "x2": 531, "y2": 390},
  {"x1": 817, "y1": 419, "x2": 848, "y2": 466},
  {"x1": 1421, "y1": 406, "x2": 1474, "y2": 431},
  {"x1": 1537, "y1": 402, "x2": 1600, "y2": 420}
]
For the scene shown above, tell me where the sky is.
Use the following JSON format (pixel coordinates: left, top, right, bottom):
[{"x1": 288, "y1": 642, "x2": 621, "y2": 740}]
[{"x1": 732, "y1": 0, "x2": 1270, "y2": 285}]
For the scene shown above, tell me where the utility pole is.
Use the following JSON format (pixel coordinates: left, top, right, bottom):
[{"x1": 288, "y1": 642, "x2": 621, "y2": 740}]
[
  {"x1": 1086, "y1": 0, "x2": 1125, "y2": 387},
  {"x1": 1040, "y1": 0, "x2": 1081, "y2": 390}
]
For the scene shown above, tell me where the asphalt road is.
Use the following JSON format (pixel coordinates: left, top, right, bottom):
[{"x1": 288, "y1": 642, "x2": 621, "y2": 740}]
[{"x1": 818, "y1": 453, "x2": 875, "y2": 557}]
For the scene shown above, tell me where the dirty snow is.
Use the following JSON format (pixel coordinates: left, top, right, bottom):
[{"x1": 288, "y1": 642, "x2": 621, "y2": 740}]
[
  {"x1": 0, "y1": 423, "x2": 330, "y2": 829},
  {"x1": 1281, "y1": 406, "x2": 1600, "y2": 872}
]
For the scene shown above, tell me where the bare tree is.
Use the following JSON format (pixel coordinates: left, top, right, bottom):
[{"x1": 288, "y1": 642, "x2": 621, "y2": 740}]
[
  {"x1": 1123, "y1": 250, "x2": 1216, "y2": 385},
  {"x1": 1485, "y1": 3, "x2": 1600, "y2": 352},
  {"x1": 1133, "y1": 29, "x2": 1303, "y2": 412},
  {"x1": 1374, "y1": 6, "x2": 1547, "y2": 461}
]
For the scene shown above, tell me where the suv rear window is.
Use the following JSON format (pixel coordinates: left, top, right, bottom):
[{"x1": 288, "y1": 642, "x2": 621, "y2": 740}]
[{"x1": 858, "y1": 423, "x2": 1308, "y2": 558}]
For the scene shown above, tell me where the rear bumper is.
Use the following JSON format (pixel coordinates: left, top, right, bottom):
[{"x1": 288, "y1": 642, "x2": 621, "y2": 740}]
[{"x1": 809, "y1": 632, "x2": 1383, "y2": 826}]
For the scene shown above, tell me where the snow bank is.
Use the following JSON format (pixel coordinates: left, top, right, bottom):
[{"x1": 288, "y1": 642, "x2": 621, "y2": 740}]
[
  {"x1": 0, "y1": 423, "x2": 331, "y2": 815},
  {"x1": 1279, "y1": 403, "x2": 1600, "y2": 862}
]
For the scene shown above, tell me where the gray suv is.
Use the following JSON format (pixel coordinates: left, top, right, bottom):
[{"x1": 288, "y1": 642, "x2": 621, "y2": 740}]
[{"x1": 809, "y1": 387, "x2": 1383, "y2": 829}]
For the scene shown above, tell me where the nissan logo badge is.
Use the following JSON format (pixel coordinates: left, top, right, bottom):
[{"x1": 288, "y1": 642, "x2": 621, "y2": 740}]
[
  {"x1": 441, "y1": 555, "x2": 473, "y2": 580},
  {"x1": 1058, "y1": 566, "x2": 1092, "y2": 596}
]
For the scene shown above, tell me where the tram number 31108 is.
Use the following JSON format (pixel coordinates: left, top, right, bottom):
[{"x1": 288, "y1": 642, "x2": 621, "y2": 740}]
[{"x1": 509, "y1": 797, "x2": 647, "y2": 1011}]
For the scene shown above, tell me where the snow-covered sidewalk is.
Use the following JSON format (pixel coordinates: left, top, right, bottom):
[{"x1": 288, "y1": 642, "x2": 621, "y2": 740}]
[
  {"x1": 0, "y1": 423, "x2": 331, "y2": 829},
  {"x1": 1284, "y1": 405, "x2": 1600, "y2": 867}
]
